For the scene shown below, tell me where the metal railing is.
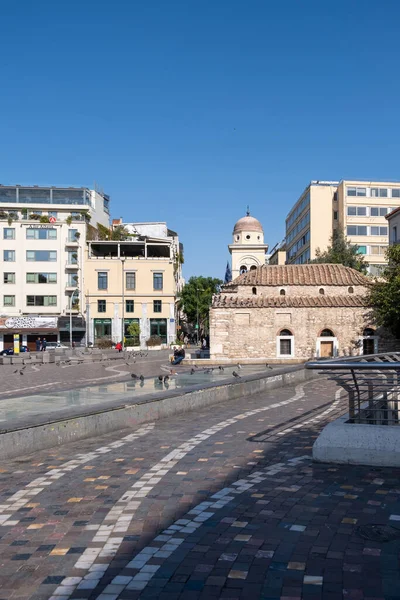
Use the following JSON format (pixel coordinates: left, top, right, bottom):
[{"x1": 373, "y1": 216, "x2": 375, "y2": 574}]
[{"x1": 306, "y1": 352, "x2": 400, "y2": 425}]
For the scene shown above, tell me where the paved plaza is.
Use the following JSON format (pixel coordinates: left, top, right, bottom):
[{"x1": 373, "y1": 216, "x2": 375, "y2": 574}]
[{"x1": 0, "y1": 373, "x2": 399, "y2": 599}]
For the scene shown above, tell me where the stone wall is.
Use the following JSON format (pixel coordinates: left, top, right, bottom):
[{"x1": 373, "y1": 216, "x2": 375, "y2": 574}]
[{"x1": 210, "y1": 305, "x2": 371, "y2": 360}]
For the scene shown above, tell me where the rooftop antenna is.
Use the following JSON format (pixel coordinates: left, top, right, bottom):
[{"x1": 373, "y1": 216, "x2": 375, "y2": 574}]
[{"x1": 246, "y1": 205, "x2": 250, "y2": 216}]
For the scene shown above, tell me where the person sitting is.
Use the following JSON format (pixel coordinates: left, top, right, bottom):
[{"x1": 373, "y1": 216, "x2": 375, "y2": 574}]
[
  {"x1": 172, "y1": 346, "x2": 185, "y2": 365},
  {"x1": 115, "y1": 341, "x2": 123, "y2": 352}
]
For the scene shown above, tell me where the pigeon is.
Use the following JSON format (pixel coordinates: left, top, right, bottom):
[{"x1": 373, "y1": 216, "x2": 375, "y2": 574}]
[
  {"x1": 237, "y1": 363, "x2": 242, "y2": 370},
  {"x1": 158, "y1": 375, "x2": 163, "y2": 382},
  {"x1": 19, "y1": 370, "x2": 24, "y2": 375},
  {"x1": 131, "y1": 373, "x2": 138, "y2": 379},
  {"x1": 218, "y1": 365, "x2": 224, "y2": 371},
  {"x1": 139, "y1": 374, "x2": 145, "y2": 382},
  {"x1": 266, "y1": 363, "x2": 273, "y2": 370},
  {"x1": 163, "y1": 375, "x2": 169, "y2": 383},
  {"x1": 190, "y1": 368, "x2": 195, "y2": 374},
  {"x1": 232, "y1": 371, "x2": 241, "y2": 378}
]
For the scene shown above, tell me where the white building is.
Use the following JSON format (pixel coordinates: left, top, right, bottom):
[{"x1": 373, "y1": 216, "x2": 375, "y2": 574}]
[
  {"x1": 228, "y1": 210, "x2": 269, "y2": 279},
  {"x1": 0, "y1": 184, "x2": 110, "y2": 350}
]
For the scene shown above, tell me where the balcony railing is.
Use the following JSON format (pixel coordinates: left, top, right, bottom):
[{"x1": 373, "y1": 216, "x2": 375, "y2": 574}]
[
  {"x1": 306, "y1": 353, "x2": 400, "y2": 425},
  {"x1": 65, "y1": 261, "x2": 79, "y2": 269}
]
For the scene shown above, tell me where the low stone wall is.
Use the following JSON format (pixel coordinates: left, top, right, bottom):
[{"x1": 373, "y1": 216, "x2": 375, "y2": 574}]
[
  {"x1": 313, "y1": 413, "x2": 400, "y2": 467},
  {"x1": 0, "y1": 365, "x2": 317, "y2": 460}
]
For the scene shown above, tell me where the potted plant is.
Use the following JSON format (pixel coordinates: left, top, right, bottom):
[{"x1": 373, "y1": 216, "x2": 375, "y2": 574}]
[
  {"x1": 30, "y1": 213, "x2": 41, "y2": 220},
  {"x1": 74, "y1": 231, "x2": 81, "y2": 239},
  {"x1": 21, "y1": 207, "x2": 28, "y2": 219},
  {"x1": 0, "y1": 211, "x2": 7, "y2": 220},
  {"x1": 40, "y1": 215, "x2": 50, "y2": 223},
  {"x1": 66, "y1": 215, "x2": 72, "y2": 226}
]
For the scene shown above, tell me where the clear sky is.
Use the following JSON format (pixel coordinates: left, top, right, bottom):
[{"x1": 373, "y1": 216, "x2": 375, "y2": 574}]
[{"x1": 1, "y1": 0, "x2": 400, "y2": 280}]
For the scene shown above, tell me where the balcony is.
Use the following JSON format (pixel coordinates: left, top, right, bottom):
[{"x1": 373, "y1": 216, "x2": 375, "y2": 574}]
[
  {"x1": 65, "y1": 261, "x2": 79, "y2": 270},
  {"x1": 65, "y1": 237, "x2": 79, "y2": 247},
  {"x1": 65, "y1": 280, "x2": 79, "y2": 291}
]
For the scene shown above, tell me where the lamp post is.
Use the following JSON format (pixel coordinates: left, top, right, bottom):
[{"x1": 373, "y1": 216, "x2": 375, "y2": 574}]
[
  {"x1": 69, "y1": 288, "x2": 79, "y2": 348},
  {"x1": 195, "y1": 287, "x2": 202, "y2": 345},
  {"x1": 121, "y1": 257, "x2": 126, "y2": 350}
]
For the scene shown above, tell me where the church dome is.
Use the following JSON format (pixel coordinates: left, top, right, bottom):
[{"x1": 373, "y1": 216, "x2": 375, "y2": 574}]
[{"x1": 233, "y1": 214, "x2": 263, "y2": 234}]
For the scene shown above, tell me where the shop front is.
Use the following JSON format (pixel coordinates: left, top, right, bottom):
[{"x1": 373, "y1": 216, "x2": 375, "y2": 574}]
[
  {"x1": 0, "y1": 316, "x2": 58, "y2": 351},
  {"x1": 58, "y1": 317, "x2": 86, "y2": 346}
]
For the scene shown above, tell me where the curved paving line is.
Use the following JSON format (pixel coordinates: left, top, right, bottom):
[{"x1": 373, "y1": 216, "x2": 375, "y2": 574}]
[
  {"x1": 0, "y1": 423, "x2": 155, "y2": 527},
  {"x1": 56, "y1": 380, "x2": 319, "y2": 598}
]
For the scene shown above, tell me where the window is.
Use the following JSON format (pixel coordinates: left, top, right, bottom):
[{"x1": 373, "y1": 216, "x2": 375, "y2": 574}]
[
  {"x1": 347, "y1": 226, "x2": 367, "y2": 236},
  {"x1": 97, "y1": 300, "x2": 106, "y2": 313},
  {"x1": 280, "y1": 289, "x2": 286, "y2": 296},
  {"x1": 370, "y1": 207, "x2": 389, "y2": 217},
  {"x1": 48, "y1": 211, "x2": 58, "y2": 219},
  {"x1": 126, "y1": 272, "x2": 136, "y2": 290},
  {"x1": 250, "y1": 265, "x2": 257, "y2": 270},
  {"x1": 3, "y1": 228, "x2": 15, "y2": 239},
  {"x1": 347, "y1": 206, "x2": 367, "y2": 216},
  {"x1": 393, "y1": 226, "x2": 398, "y2": 244},
  {"x1": 333, "y1": 211, "x2": 338, "y2": 220},
  {"x1": 67, "y1": 274, "x2": 78, "y2": 286},
  {"x1": 98, "y1": 272, "x2": 108, "y2": 290},
  {"x1": 126, "y1": 300, "x2": 134, "y2": 313},
  {"x1": 150, "y1": 318, "x2": 167, "y2": 343},
  {"x1": 363, "y1": 327, "x2": 375, "y2": 336},
  {"x1": 3, "y1": 250, "x2": 15, "y2": 262},
  {"x1": 4, "y1": 272, "x2": 15, "y2": 284},
  {"x1": 371, "y1": 188, "x2": 388, "y2": 198},
  {"x1": 348, "y1": 286, "x2": 354, "y2": 294},
  {"x1": 68, "y1": 229, "x2": 79, "y2": 242},
  {"x1": 26, "y1": 273, "x2": 57, "y2": 284},
  {"x1": 3, "y1": 295, "x2": 15, "y2": 306},
  {"x1": 94, "y1": 319, "x2": 112, "y2": 341},
  {"x1": 320, "y1": 329, "x2": 334, "y2": 337},
  {"x1": 370, "y1": 226, "x2": 388, "y2": 236},
  {"x1": 153, "y1": 272, "x2": 163, "y2": 290},
  {"x1": 67, "y1": 251, "x2": 78, "y2": 264},
  {"x1": 392, "y1": 189, "x2": 400, "y2": 198},
  {"x1": 278, "y1": 329, "x2": 293, "y2": 357},
  {"x1": 26, "y1": 250, "x2": 57, "y2": 261},
  {"x1": 347, "y1": 187, "x2": 366, "y2": 197},
  {"x1": 246, "y1": 234, "x2": 251, "y2": 240},
  {"x1": 26, "y1": 228, "x2": 57, "y2": 240},
  {"x1": 356, "y1": 246, "x2": 367, "y2": 254},
  {"x1": 239, "y1": 266, "x2": 247, "y2": 274},
  {"x1": 319, "y1": 288, "x2": 325, "y2": 295},
  {"x1": 252, "y1": 287, "x2": 257, "y2": 295},
  {"x1": 370, "y1": 246, "x2": 386, "y2": 255},
  {"x1": 124, "y1": 318, "x2": 139, "y2": 345},
  {"x1": 153, "y1": 300, "x2": 162, "y2": 313},
  {"x1": 26, "y1": 295, "x2": 57, "y2": 306}
]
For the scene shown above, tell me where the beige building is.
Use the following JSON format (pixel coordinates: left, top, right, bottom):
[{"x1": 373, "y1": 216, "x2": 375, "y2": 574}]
[
  {"x1": 286, "y1": 180, "x2": 400, "y2": 275},
  {"x1": 85, "y1": 236, "x2": 179, "y2": 347},
  {"x1": 268, "y1": 241, "x2": 286, "y2": 265},
  {"x1": 386, "y1": 205, "x2": 400, "y2": 246},
  {"x1": 210, "y1": 263, "x2": 375, "y2": 361},
  {"x1": 229, "y1": 210, "x2": 268, "y2": 279}
]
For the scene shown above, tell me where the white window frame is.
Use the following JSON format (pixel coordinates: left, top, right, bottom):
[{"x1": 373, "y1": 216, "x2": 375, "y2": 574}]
[
  {"x1": 276, "y1": 333, "x2": 295, "y2": 358},
  {"x1": 358, "y1": 335, "x2": 378, "y2": 355},
  {"x1": 316, "y1": 336, "x2": 338, "y2": 358}
]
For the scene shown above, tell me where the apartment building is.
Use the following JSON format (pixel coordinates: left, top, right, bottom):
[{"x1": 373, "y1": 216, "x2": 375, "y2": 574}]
[
  {"x1": 85, "y1": 232, "x2": 180, "y2": 348},
  {"x1": 0, "y1": 184, "x2": 110, "y2": 350},
  {"x1": 386, "y1": 206, "x2": 400, "y2": 246},
  {"x1": 286, "y1": 180, "x2": 400, "y2": 274}
]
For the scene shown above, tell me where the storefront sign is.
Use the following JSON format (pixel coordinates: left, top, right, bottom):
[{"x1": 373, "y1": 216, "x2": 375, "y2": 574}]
[
  {"x1": 13, "y1": 334, "x2": 20, "y2": 355},
  {"x1": 0, "y1": 317, "x2": 58, "y2": 330}
]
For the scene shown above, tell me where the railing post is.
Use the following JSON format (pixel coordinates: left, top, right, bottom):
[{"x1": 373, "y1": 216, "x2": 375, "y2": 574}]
[{"x1": 348, "y1": 389, "x2": 355, "y2": 422}]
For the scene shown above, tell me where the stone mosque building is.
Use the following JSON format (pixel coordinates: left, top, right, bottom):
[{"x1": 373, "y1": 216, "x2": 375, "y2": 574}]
[{"x1": 210, "y1": 212, "x2": 376, "y2": 362}]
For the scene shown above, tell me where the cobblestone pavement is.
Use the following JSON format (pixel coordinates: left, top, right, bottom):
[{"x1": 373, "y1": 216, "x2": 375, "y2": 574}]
[
  {"x1": 0, "y1": 351, "x2": 171, "y2": 399},
  {"x1": 0, "y1": 376, "x2": 399, "y2": 599}
]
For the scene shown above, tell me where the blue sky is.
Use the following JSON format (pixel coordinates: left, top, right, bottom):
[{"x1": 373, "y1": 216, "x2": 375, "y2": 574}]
[{"x1": 1, "y1": 0, "x2": 400, "y2": 280}]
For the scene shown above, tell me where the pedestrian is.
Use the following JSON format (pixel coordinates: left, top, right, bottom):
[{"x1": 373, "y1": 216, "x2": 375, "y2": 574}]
[
  {"x1": 184, "y1": 335, "x2": 189, "y2": 346},
  {"x1": 35, "y1": 337, "x2": 41, "y2": 352},
  {"x1": 115, "y1": 341, "x2": 122, "y2": 352},
  {"x1": 41, "y1": 337, "x2": 47, "y2": 351}
]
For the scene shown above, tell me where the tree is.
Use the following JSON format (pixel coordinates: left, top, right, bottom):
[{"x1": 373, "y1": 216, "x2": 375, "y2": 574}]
[
  {"x1": 111, "y1": 225, "x2": 132, "y2": 241},
  {"x1": 311, "y1": 228, "x2": 369, "y2": 274},
  {"x1": 179, "y1": 276, "x2": 223, "y2": 336},
  {"x1": 126, "y1": 321, "x2": 140, "y2": 345},
  {"x1": 368, "y1": 244, "x2": 400, "y2": 338}
]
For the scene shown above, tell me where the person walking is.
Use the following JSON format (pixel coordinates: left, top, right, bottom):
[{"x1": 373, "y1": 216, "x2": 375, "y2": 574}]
[
  {"x1": 41, "y1": 337, "x2": 47, "y2": 351},
  {"x1": 35, "y1": 337, "x2": 41, "y2": 352}
]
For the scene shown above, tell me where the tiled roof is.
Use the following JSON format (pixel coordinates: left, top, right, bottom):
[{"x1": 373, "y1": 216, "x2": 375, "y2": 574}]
[
  {"x1": 225, "y1": 264, "x2": 370, "y2": 287},
  {"x1": 212, "y1": 295, "x2": 367, "y2": 309}
]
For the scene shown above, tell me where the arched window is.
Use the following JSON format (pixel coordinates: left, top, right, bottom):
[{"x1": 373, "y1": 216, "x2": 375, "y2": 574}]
[
  {"x1": 246, "y1": 234, "x2": 251, "y2": 240},
  {"x1": 250, "y1": 265, "x2": 257, "y2": 271},
  {"x1": 320, "y1": 329, "x2": 334, "y2": 337},
  {"x1": 280, "y1": 289, "x2": 286, "y2": 296},
  {"x1": 277, "y1": 329, "x2": 294, "y2": 357},
  {"x1": 319, "y1": 288, "x2": 325, "y2": 295},
  {"x1": 348, "y1": 286, "x2": 354, "y2": 294},
  {"x1": 236, "y1": 235, "x2": 240, "y2": 241},
  {"x1": 239, "y1": 265, "x2": 247, "y2": 274},
  {"x1": 363, "y1": 327, "x2": 375, "y2": 336},
  {"x1": 252, "y1": 287, "x2": 257, "y2": 295}
]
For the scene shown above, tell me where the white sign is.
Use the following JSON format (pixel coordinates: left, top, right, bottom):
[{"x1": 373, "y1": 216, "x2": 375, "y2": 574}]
[{"x1": 0, "y1": 317, "x2": 58, "y2": 330}]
